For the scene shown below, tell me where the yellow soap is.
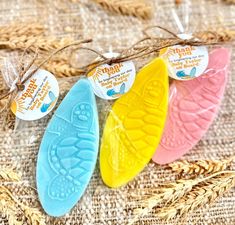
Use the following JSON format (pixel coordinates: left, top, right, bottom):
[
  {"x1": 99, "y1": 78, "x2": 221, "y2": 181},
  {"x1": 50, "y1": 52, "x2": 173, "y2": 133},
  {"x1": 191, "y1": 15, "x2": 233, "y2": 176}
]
[{"x1": 100, "y1": 58, "x2": 169, "y2": 188}]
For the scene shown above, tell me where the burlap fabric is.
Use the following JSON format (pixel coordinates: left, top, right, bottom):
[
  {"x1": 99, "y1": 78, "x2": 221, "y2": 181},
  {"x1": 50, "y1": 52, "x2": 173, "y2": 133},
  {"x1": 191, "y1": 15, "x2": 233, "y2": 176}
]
[{"x1": 0, "y1": 0, "x2": 235, "y2": 224}]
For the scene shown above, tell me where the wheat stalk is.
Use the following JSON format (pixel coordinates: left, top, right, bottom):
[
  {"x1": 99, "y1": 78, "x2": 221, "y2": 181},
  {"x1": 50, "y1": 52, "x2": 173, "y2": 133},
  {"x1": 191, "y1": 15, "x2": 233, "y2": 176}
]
[
  {"x1": 128, "y1": 175, "x2": 210, "y2": 225},
  {"x1": 158, "y1": 173, "x2": 235, "y2": 220},
  {"x1": 128, "y1": 179, "x2": 197, "y2": 225},
  {"x1": 0, "y1": 28, "x2": 85, "y2": 77},
  {"x1": 195, "y1": 29, "x2": 235, "y2": 42},
  {"x1": 0, "y1": 167, "x2": 46, "y2": 225},
  {"x1": 0, "y1": 168, "x2": 21, "y2": 182},
  {"x1": 20, "y1": 204, "x2": 46, "y2": 225},
  {"x1": 93, "y1": 0, "x2": 152, "y2": 19},
  {"x1": 0, "y1": 189, "x2": 21, "y2": 225},
  {"x1": 41, "y1": 57, "x2": 84, "y2": 77},
  {"x1": 168, "y1": 157, "x2": 235, "y2": 177},
  {"x1": 128, "y1": 171, "x2": 235, "y2": 225},
  {"x1": 0, "y1": 23, "x2": 44, "y2": 42},
  {"x1": 0, "y1": 36, "x2": 76, "y2": 53},
  {"x1": 0, "y1": 186, "x2": 46, "y2": 225},
  {"x1": 175, "y1": 0, "x2": 182, "y2": 4},
  {"x1": 222, "y1": 0, "x2": 235, "y2": 4},
  {"x1": 0, "y1": 34, "x2": 83, "y2": 77}
]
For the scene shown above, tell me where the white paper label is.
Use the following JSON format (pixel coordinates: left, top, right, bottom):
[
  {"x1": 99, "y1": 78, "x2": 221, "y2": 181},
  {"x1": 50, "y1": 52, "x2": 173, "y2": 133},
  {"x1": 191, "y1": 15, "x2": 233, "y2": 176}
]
[
  {"x1": 160, "y1": 35, "x2": 209, "y2": 80},
  {"x1": 11, "y1": 69, "x2": 59, "y2": 121},
  {"x1": 87, "y1": 53, "x2": 136, "y2": 100}
]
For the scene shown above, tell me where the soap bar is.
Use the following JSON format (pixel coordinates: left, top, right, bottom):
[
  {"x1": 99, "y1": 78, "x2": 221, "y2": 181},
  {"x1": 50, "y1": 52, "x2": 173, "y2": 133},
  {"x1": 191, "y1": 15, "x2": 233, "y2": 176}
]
[
  {"x1": 36, "y1": 79, "x2": 99, "y2": 217},
  {"x1": 152, "y1": 48, "x2": 230, "y2": 164},
  {"x1": 100, "y1": 58, "x2": 168, "y2": 188}
]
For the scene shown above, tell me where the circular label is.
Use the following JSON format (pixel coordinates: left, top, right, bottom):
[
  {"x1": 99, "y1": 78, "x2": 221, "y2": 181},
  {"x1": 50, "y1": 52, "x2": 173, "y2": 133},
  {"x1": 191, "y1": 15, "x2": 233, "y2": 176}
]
[
  {"x1": 11, "y1": 69, "x2": 59, "y2": 121},
  {"x1": 87, "y1": 53, "x2": 136, "y2": 100},
  {"x1": 160, "y1": 43, "x2": 209, "y2": 80}
]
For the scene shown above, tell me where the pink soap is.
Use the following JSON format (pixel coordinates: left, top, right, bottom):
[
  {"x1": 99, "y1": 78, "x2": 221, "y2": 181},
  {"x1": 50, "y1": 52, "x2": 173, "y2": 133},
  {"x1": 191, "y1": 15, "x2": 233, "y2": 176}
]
[{"x1": 152, "y1": 48, "x2": 230, "y2": 165}]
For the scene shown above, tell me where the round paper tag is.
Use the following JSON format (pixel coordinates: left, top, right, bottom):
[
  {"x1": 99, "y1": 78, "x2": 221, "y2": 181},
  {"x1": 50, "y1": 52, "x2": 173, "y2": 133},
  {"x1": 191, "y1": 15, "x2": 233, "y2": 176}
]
[
  {"x1": 160, "y1": 37, "x2": 209, "y2": 80},
  {"x1": 87, "y1": 53, "x2": 136, "y2": 100},
  {"x1": 11, "y1": 69, "x2": 59, "y2": 121}
]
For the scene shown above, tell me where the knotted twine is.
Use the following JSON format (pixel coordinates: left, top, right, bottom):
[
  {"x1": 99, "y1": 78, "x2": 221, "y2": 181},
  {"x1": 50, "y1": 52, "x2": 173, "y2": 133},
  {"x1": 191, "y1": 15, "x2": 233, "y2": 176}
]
[
  {"x1": 0, "y1": 25, "x2": 233, "y2": 129},
  {"x1": 0, "y1": 39, "x2": 92, "y2": 129},
  {"x1": 69, "y1": 25, "x2": 232, "y2": 75}
]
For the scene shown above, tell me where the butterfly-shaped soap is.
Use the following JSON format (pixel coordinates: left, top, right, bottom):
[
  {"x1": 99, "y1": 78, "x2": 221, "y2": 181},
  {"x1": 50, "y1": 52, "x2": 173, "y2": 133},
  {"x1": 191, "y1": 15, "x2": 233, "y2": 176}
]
[
  {"x1": 36, "y1": 79, "x2": 99, "y2": 217},
  {"x1": 153, "y1": 48, "x2": 230, "y2": 164},
  {"x1": 100, "y1": 58, "x2": 168, "y2": 188}
]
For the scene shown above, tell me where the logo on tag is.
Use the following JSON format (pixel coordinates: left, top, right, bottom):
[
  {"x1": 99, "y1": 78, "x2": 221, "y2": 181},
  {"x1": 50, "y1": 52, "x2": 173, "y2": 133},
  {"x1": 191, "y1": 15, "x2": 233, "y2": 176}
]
[
  {"x1": 87, "y1": 53, "x2": 136, "y2": 100},
  {"x1": 160, "y1": 34, "x2": 209, "y2": 80},
  {"x1": 11, "y1": 69, "x2": 59, "y2": 121}
]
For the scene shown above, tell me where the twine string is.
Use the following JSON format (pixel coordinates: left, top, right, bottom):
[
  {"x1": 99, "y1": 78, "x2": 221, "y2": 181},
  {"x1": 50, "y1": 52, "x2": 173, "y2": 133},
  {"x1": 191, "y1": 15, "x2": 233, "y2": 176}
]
[
  {"x1": 0, "y1": 26, "x2": 226, "y2": 124},
  {"x1": 0, "y1": 25, "x2": 224, "y2": 103},
  {"x1": 0, "y1": 39, "x2": 92, "y2": 101},
  {"x1": 143, "y1": 25, "x2": 181, "y2": 39},
  {"x1": 15, "y1": 48, "x2": 39, "y2": 91},
  {"x1": 70, "y1": 26, "x2": 222, "y2": 77}
]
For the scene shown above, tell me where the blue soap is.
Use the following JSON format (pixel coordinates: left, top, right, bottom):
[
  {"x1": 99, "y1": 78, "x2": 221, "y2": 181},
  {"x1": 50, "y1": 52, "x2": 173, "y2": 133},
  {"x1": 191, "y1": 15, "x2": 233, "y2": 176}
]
[{"x1": 36, "y1": 79, "x2": 99, "y2": 217}]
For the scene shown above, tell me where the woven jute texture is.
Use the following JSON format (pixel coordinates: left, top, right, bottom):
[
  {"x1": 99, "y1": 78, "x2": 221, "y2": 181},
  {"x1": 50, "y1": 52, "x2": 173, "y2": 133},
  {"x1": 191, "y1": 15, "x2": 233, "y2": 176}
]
[{"x1": 0, "y1": 0, "x2": 235, "y2": 224}]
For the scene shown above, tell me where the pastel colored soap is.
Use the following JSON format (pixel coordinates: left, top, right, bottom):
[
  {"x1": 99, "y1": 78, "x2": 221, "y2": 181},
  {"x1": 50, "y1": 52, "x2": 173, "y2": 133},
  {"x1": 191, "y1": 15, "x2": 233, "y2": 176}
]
[
  {"x1": 153, "y1": 48, "x2": 230, "y2": 164},
  {"x1": 36, "y1": 79, "x2": 99, "y2": 217},
  {"x1": 100, "y1": 58, "x2": 168, "y2": 188}
]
